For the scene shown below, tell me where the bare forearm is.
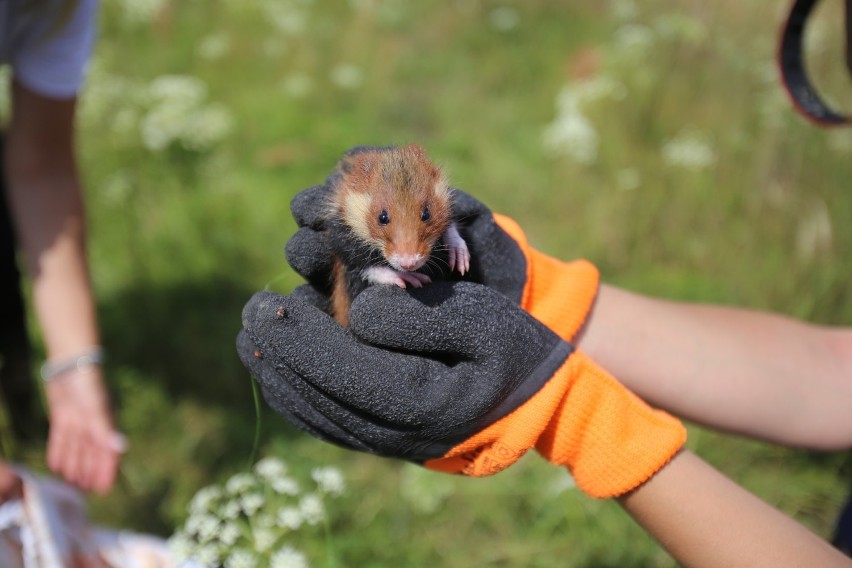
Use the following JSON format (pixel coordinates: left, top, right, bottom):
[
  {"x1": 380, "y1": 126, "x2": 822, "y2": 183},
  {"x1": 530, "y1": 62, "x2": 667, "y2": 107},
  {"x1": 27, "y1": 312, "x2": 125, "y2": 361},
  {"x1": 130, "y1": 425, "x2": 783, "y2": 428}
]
[
  {"x1": 4, "y1": 82, "x2": 100, "y2": 360},
  {"x1": 577, "y1": 285, "x2": 852, "y2": 449},
  {"x1": 4, "y1": 164, "x2": 100, "y2": 360},
  {"x1": 618, "y1": 450, "x2": 852, "y2": 567}
]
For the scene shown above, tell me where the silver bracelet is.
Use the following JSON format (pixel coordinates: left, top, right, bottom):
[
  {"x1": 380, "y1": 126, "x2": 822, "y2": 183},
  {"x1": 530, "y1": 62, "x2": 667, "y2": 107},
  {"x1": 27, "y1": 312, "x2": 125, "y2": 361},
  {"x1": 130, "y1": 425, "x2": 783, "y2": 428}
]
[{"x1": 40, "y1": 347, "x2": 105, "y2": 382}]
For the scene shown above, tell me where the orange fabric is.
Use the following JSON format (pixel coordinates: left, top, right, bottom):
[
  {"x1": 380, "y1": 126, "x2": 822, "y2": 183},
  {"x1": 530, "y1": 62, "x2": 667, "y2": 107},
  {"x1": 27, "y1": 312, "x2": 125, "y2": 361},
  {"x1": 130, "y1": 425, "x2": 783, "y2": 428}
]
[
  {"x1": 493, "y1": 214, "x2": 599, "y2": 342},
  {"x1": 425, "y1": 351, "x2": 687, "y2": 498}
]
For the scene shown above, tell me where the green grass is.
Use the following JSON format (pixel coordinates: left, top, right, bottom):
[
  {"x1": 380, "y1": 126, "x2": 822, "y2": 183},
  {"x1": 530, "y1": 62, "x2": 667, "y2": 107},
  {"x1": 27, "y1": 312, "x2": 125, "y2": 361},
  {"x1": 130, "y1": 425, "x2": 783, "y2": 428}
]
[{"x1": 6, "y1": 0, "x2": 852, "y2": 565}]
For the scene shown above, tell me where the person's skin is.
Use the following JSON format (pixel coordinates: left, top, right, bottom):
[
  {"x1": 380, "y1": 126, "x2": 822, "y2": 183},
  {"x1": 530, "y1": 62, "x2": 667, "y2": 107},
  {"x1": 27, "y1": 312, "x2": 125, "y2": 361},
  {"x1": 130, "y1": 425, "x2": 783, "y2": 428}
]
[
  {"x1": 2, "y1": 81, "x2": 122, "y2": 495},
  {"x1": 578, "y1": 284, "x2": 852, "y2": 450},
  {"x1": 619, "y1": 450, "x2": 852, "y2": 567}
]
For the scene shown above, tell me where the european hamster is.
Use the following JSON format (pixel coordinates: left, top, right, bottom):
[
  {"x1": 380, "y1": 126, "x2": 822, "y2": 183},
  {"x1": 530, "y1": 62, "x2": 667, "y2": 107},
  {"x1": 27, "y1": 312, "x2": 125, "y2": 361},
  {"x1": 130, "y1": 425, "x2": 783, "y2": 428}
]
[{"x1": 325, "y1": 144, "x2": 470, "y2": 326}]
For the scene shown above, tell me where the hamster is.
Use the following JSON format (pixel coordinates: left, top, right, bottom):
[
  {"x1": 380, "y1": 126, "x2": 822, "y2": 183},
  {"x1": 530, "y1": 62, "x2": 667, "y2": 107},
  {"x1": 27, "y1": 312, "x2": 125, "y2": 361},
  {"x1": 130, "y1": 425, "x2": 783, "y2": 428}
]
[{"x1": 325, "y1": 144, "x2": 470, "y2": 326}]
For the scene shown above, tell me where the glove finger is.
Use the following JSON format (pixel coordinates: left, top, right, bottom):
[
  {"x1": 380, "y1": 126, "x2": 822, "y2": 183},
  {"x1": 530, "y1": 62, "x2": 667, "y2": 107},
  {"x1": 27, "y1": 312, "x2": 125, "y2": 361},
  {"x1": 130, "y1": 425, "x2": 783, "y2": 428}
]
[
  {"x1": 241, "y1": 291, "x2": 460, "y2": 427},
  {"x1": 349, "y1": 281, "x2": 555, "y2": 359},
  {"x1": 285, "y1": 226, "x2": 333, "y2": 284},
  {"x1": 290, "y1": 184, "x2": 333, "y2": 229},
  {"x1": 290, "y1": 284, "x2": 331, "y2": 313},
  {"x1": 462, "y1": 216, "x2": 527, "y2": 304},
  {"x1": 237, "y1": 329, "x2": 375, "y2": 453},
  {"x1": 350, "y1": 282, "x2": 531, "y2": 359}
]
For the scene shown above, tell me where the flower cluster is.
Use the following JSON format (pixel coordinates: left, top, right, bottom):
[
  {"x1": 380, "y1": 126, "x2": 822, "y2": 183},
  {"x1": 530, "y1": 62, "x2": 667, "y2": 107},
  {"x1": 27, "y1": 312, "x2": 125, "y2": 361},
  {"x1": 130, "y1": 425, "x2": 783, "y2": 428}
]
[
  {"x1": 141, "y1": 75, "x2": 234, "y2": 152},
  {"x1": 169, "y1": 457, "x2": 345, "y2": 568},
  {"x1": 80, "y1": 71, "x2": 234, "y2": 154}
]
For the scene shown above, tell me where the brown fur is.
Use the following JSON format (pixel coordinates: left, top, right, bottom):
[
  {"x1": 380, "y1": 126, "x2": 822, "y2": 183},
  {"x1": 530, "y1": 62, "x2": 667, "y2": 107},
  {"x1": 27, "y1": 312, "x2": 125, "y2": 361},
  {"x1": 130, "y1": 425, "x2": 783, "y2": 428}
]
[{"x1": 328, "y1": 144, "x2": 454, "y2": 325}]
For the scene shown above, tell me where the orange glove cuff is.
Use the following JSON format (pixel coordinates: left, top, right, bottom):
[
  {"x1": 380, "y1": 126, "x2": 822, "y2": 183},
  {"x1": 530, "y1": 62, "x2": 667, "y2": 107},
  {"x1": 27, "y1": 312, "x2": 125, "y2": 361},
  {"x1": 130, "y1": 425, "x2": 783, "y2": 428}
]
[
  {"x1": 493, "y1": 214, "x2": 600, "y2": 342},
  {"x1": 424, "y1": 350, "x2": 686, "y2": 498}
]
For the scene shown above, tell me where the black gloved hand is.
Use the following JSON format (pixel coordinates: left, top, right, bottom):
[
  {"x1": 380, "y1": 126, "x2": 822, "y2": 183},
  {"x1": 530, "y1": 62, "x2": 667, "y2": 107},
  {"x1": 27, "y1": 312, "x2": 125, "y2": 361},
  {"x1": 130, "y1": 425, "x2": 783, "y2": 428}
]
[
  {"x1": 236, "y1": 280, "x2": 686, "y2": 498},
  {"x1": 237, "y1": 281, "x2": 564, "y2": 460},
  {"x1": 283, "y1": 183, "x2": 528, "y2": 309}
]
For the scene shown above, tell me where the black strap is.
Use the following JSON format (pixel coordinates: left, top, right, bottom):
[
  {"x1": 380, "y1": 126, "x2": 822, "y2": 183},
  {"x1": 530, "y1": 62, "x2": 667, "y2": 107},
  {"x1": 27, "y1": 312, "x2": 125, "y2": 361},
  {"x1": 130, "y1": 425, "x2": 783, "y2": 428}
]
[{"x1": 778, "y1": 0, "x2": 851, "y2": 126}]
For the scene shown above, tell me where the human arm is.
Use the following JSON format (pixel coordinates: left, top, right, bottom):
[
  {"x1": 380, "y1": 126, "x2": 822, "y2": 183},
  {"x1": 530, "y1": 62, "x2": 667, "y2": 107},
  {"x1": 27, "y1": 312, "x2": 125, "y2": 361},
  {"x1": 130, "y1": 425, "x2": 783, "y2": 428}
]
[
  {"x1": 578, "y1": 285, "x2": 852, "y2": 450},
  {"x1": 620, "y1": 449, "x2": 851, "y2": 567},
  {"x1": 3, "y1": 81, "x2": 122, "y2": 493}
]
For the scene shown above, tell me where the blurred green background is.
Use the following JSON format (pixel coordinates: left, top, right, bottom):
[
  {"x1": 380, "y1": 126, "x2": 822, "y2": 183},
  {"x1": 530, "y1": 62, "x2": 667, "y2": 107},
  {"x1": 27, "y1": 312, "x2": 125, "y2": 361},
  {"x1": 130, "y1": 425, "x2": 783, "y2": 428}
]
[{"x1": 4, "y1": 0, "x2": 852, "y2": 566}]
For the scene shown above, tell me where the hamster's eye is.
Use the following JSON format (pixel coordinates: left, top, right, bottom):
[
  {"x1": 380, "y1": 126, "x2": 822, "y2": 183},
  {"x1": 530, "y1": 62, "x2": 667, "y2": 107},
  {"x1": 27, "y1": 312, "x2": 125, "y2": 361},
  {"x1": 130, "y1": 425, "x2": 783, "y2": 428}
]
[
  {"x1": 378, "y1": 210, "x2": 390, "y2": 225},
  {"x1": 421, "y1": 206, "x2": 431, "y2": 222}
]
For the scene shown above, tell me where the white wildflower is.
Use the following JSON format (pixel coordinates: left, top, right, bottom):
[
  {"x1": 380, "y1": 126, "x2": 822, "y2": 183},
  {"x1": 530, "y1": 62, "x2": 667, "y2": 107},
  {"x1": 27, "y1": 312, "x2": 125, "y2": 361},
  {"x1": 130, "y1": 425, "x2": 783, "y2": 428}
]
[
  {"x1": 270, "y1": 545, "x2": 309, "y2": 568},
  {"x1": 167, "y1": 531, "x2": 195, "y2": 563},
  {"x1": 661, "y1": 131, "x2": 716, "y2": 170},
  {"x1": 542, "y1": 108, "x2": 599, "y2": 164},
  {"x1": 489, "y1": 7, "x2": 520, "y2": 32},
  {"x1": 253, "y1": 526, "x2": 279, "y2": 552},
  {"x1": 298, "y1": 494, "x2": 325, "y2": 525},
  {"x1": 179, "y1": 104, "x2": 235, "y2": 151},
  {"x1": 220, "y1": 499, "x2": 242, "y2": 520},
  {"x1": 277, "y1": 506, "x2": 304, "y2": 530},
  {"x1": 271, "y1": 476, "x2": 300, "y2": 496},
  {"x1": 140, "y1": 104, "x2": 185, "y2": 151},
  {"x1": 189, "y1": 485, "x2": 223, "y2": 515},
  {"x1": 218, "y1": 522, "x2": 242, "y2": 547},
  {"x1": 118, "y1": 0, "x2": 166, "y2": 24},
  {"x1": 224, "y1": 548, "x2": 258, "y2": 568},
  {"x1": 194, "y1": 542, "x2": 224, "y2": 567},
  {"x1": 226, "y1": 473, "x2": 256, "y2": 495},
  {"x1": 240, "y1": 492, "x2": 265, "y2": 516},
  {"x1": 148, "y1": 75, "x2": 207, "y2": 107},
  {"x1": 196, "y1": 515, "x2": 222, "y2": 543},
  {"x1": 185, "y1": 512, "x2": 220, "y2": 540},
  {"x1": 311, "y1": 467, "x2": 345, "y2": 496},
  {"x1": 329, "y1": 64, "x2": 364, "y2": 90},
  {"x1": 255, "y1": 457, "x2": 288, "y2": 481}
]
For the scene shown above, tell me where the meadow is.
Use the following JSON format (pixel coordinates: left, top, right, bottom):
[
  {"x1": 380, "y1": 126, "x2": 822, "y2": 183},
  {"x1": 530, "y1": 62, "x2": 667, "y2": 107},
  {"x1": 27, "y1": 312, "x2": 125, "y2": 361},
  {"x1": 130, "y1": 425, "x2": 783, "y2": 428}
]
[{"x1": 3, "y1": 0, "x2": 852, "y2": 566}]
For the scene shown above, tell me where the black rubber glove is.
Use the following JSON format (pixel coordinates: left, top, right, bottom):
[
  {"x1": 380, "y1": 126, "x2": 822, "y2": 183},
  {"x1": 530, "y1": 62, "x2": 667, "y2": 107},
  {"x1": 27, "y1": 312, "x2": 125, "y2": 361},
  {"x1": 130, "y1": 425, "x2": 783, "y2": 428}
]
[
  {"x1": 236, "y1": 280, "x2": 686, "y2": 498},
  {"x1": 283, "y1": 183, "x2": 527, "y2": 308},
  {"x1": 237, "y1": 281, "x2": 566, "y2": 460}
]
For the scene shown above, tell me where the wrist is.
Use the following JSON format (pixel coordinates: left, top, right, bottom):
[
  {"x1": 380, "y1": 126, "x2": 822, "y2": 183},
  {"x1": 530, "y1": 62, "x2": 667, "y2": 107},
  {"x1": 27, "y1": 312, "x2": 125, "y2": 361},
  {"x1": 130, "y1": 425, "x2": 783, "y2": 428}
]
[{"x1": 40, "y1": 346, "x2": 105, "y2": 383}]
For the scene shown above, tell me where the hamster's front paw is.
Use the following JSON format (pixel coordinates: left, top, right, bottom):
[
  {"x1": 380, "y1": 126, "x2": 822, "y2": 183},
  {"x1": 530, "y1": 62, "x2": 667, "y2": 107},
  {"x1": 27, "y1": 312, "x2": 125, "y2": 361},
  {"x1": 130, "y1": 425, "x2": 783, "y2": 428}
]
[
  {"x1": 444, "y1": 222, "x2": 470, "y2": 275},
  {"x1": 362, "y1": 266, "x2": 432, "y2": 288}
]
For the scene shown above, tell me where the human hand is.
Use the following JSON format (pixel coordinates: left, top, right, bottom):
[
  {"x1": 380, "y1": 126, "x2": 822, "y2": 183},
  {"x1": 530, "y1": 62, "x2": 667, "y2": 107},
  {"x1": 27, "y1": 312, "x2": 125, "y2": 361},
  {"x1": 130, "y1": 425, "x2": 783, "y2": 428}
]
[
  {"x1": 43, "y1": 369, "x2": 125, "y2": 494},
  {"x1": 237, "y1": 281, "x2": 685, "y2": 498},
  {"x1": 285, "y1": 183, "x2": 600, "y2": 341}
]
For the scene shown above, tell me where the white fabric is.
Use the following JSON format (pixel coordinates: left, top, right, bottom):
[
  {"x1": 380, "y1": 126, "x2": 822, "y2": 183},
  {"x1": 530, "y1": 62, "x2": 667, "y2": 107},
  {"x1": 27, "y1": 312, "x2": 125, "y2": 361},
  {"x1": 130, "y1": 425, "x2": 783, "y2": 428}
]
[
  {"x1": 0, "y1": 0, "x2": 99, "y2": 99},
  {"x1": 0, "y1": 467, "x2": 172, "y2": 568}
]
